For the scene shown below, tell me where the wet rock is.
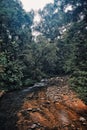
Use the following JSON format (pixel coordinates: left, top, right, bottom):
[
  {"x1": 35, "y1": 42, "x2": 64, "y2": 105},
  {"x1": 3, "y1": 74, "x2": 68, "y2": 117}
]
[
  {"x1": 27, "y1": 108, "x2": 42, "y2": 112},
  {"x1": 79, "y1": 117, "x2": 86, "y2": 122},
  {"x1": 20, "y1": 110, "x2": 30, "y2": 117},
  {"x1": 31, "y1": 123, "x2": 37, "y2": 129},
  {"x1": 43, "y1": 101, "x2": 50, "y2": 106},
  {"x1": 32, "y1": 108, "x2": 42, "y2": 112},
  {"x1": 33, "y1": 83, "x2": 45, "y2": 87},
  {"x1": 30, "y1": 123, "x2": 42, "y2": 129},
  {"x1": 71, "y1": 124, "x2": 75, "y2": 128},
  {"x1": 27, "y1": 108, "x2": 33, "y2": 111},
  {"x1": 40, "y1": 98, "x2": 45, "y2": 100},
  {"x1": 41, "y1": 79, "x2": 48, "y2": 83},
  {"x1": 82, "y1": 122, "x2": 87, "y2": 125},
  {"x1": 20, "y1": 108, "x2": 33, "y2": 113},
  {"x1": 27, "y1": 93, "x2": 34, "y2": 99},
  {"x1": 0, "y1": 90, "x2": 5, "y2": 98},
  {"x1": 41, "y1": 101, "x2": 50, "y2": 108},
  {"x1": 45, "y1": 101, "x2": 50, "y2": 104}
]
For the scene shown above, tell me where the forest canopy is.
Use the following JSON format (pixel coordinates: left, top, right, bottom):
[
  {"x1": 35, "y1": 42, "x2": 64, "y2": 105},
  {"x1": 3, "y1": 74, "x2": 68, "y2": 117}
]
[{"x1": 0, "y1": 0, "x2": 87, "y2": 102}]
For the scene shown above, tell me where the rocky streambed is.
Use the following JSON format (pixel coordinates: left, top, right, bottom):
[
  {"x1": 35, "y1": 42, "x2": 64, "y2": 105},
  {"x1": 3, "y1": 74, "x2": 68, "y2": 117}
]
[{"x1": 0, "y1": 77, "x2": 87, "y2": 130}]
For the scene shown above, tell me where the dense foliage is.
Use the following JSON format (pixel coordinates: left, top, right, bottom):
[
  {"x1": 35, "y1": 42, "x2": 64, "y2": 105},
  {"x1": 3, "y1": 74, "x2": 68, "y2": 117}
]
[
  {"x1": 35, "y1": 0, "x2": 87, "y2": 102},
  {"x1": 0, "y1": 0, "x2": 87, "y2": 102},
  {"x1": 0, "y1": 0, "x2": 33, "y2": 89}
]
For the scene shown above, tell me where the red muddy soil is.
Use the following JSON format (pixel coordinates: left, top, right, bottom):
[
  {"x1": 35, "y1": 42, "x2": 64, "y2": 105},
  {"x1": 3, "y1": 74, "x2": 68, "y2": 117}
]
[{"x1": 0, "y1": 77, "x2": 87, "y2": 130}]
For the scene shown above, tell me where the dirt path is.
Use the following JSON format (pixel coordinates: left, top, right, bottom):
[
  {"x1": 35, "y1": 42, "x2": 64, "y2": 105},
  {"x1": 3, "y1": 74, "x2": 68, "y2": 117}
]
[{"x1": 0, "y1": 77, "x2": 87, "y2": 130}]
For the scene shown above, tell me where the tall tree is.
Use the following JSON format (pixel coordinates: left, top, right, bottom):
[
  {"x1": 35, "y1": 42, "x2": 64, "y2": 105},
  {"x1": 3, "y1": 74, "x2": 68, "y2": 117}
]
[
  {"x1": 0, "y1": 0, "x2": 33, "y2": 90},
  {"x1": 35, "y1": 0, "x2": 87, "y2": 102}
]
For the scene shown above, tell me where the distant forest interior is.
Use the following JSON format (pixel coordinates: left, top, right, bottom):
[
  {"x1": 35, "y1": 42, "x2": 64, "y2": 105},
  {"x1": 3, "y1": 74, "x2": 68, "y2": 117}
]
[{"x1": 0, "y1": 0, "x2": 87, "y2": 103}]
